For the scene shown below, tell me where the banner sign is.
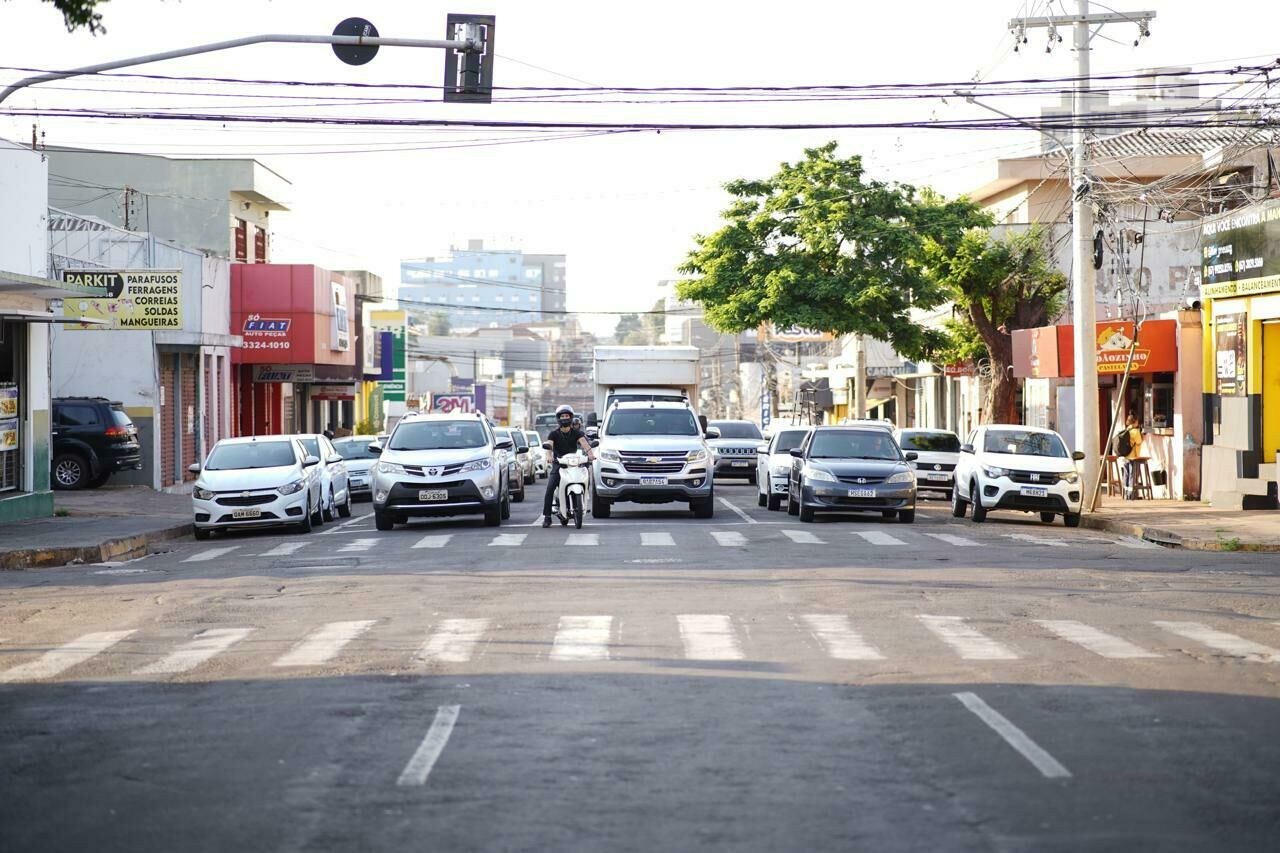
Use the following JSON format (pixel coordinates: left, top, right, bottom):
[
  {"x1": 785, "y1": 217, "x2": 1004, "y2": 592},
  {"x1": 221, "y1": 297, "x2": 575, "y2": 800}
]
[
  {"x1": 430, "y1": 393, "x2": 476, "y2": 414},
  {"x1": 310, "y1": 384, "x2": 356, "y2": 401},
  {"x1": 1214, "y1": 313, "x2": 1248, "y2": 397},
  {"x1": 242, "y1": 314, "x2": 294, "y2": 353},
  {"x1": 760, "y1": 389, "x2": 772, "y2": 430},
  {"x1": 1199, "y1": 201, "x2": 1280, "y2": 299},
  {"x1": 254, "y1": 364, "x2": 315, "y2": 384},
  {"x1": 61, "y1": 269, "x2": 182, "y2": 330},
  {"x1": 369, "y1": 310, "x2": 407, "y2": 403}
]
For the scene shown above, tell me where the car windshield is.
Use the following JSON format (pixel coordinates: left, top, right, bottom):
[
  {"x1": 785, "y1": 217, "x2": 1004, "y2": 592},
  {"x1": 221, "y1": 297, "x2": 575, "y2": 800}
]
[
  {"x1": 984, "y1": 429, "x2": 1069, "y2": 458},
  {"x1": 390, "y1": 420, "x2": 487, "y2": 451},
  {"x1": 607, "y1": 409, "x2": 699, "y2": 436},
  {"x1": 333, "y1": 439, "x2": 379, "y2": 460},
  {"x1": 898, "y1": 431, "x2": 961, "y2": 453},
  {"x1": 809, "y1": 430, "x2": 901, "y2": 461},
  {"x1": 205, "y1": 441, "x2": 296, "y2": 470},
  {"x1": 772, "y1": 430, "x2": 809, "y2": 453},
  {"x1": 710, "y1": 422, "x2": 762, "y2": 440}
]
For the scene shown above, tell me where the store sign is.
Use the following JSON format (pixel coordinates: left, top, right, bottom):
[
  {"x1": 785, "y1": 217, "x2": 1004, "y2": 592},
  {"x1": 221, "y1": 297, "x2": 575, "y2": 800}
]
[
  {"x1": 1199, "y1": 201, "x2": 1280, "y2": 299},
  {"x1": 430, "y1": 393, "x2": 476, "y2": 414},
  {"x1": 330, "y1": 282, "x2": 350, "y2": 351},
  {"x1": 0, "y1": 386, "x2": 17, "y2": 451},
  {"x1": 769, "y1": 324, "x2": 833, "y2": 342},
  {"x1": 1214, "y1": 313, "x2": 1248, "y2": 397},
  {"x1": 310, "y1": 384, "x2": 355, "y2": 401},
  {"x1": 943, "y1": 363, "x2": 978, "y2": 377},
  {"x1": 760, "y1": 389, "x2": 772, "y2": 430},
  {"x1": 369, "y1": 310, "x2": 407, "y2": 403},
  {"x1": 1013, "y1": 320, "x2": 1178, "y2": 378},
  {"x1": 61, "y1": 269, "x2": 182, "y2": 330},
  {"x1": 242, "y1": 314, "x2": 293, "y2": 353},
  {"x1": 1094, "y1": 324, "x2": 1155, "y2": 374},
  {"x1": 254, "y1": 364, "x2": 315, "y2": 384}
]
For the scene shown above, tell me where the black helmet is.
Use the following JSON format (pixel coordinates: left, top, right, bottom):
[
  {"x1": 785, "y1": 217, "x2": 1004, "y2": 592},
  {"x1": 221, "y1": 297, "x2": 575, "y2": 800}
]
[{"x1": 555, "y1": 404, "x2": 574, "y2": 427}]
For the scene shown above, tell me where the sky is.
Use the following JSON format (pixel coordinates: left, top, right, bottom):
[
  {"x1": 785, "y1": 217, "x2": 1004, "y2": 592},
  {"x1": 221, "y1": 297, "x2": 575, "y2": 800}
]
[{"x1": 2, "y1": 0, "x2": 1275, "y2": 335}]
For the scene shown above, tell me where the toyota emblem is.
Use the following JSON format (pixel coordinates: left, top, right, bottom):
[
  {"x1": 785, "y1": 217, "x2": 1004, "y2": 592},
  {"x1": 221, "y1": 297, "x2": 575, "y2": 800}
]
[{"x1": 428, "y1": 467, "x2": 441, "y2": 477}]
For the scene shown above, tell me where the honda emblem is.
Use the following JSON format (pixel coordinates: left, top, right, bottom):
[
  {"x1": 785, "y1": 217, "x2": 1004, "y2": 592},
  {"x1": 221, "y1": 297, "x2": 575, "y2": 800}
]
[{"x1": 856, "y1": 477, "x2": 867, "y2": 484}]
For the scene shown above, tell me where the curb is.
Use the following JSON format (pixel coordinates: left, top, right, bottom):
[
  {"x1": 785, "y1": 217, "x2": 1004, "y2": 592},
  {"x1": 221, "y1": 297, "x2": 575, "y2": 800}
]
[
  {"x1": 1081, "y1": 515, "x2": 1280, "y2": 552},
  {"x1": 0, "y1": 523, "x2": 192, "y2": 571}
]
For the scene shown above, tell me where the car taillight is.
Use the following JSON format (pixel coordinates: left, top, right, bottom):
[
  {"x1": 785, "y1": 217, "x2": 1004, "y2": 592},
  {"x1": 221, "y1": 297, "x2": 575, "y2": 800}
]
[{"x1": 104, "y1": 426, "x2": 129, "y2": 438}]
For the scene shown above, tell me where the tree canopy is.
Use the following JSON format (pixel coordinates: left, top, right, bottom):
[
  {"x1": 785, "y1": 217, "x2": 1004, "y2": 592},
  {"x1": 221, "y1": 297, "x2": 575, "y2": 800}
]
[
  {"x1": 677, "y1": 142, "x2": 987, "y2": 361},
  {"x1": 25, "y1": 0, "x2": 109, "y2": 34}
]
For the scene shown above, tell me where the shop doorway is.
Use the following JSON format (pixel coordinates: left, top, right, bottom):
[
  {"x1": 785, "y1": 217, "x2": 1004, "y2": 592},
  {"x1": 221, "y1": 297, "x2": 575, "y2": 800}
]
[{"x1": 1263, "y1": 321, "x2": 1280, "y2": 462}]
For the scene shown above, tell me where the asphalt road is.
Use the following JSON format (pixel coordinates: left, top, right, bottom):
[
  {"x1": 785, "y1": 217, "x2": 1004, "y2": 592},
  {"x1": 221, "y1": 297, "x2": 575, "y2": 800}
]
[{"x1": 2, "y1": 479, "x2": 1279, "y2": 852}]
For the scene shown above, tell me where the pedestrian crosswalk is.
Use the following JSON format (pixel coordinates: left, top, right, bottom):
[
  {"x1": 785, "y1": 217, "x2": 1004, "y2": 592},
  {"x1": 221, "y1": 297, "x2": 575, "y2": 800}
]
[{"x1": 3, "y1": 615, "x2": 1275, "y2": 682}]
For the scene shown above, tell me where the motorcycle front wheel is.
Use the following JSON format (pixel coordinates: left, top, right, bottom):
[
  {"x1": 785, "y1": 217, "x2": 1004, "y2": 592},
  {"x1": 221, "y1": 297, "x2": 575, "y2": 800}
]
[{"x1": 571, "y1": 492, "x2": 583, "y2": 529}]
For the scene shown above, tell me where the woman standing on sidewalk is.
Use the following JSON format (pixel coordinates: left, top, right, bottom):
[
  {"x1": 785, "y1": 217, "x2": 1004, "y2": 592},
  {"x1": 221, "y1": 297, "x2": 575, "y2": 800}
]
[{"x1": 1122, "y1": 413, "x2": 1144, "y2": 499}]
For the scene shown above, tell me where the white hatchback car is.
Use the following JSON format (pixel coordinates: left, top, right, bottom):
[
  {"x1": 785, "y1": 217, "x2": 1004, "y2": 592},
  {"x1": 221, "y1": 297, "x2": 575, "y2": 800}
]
[
  {"x1": 289, "y1": 433, "x2": 352, "y2": 521},
  {"x1": 894, "y1": 428, "x2": 961, "y2": 500},
  {"x1": 952, "y1": 425, "x2": 1085, "y2": 527},
  {"x1": 756, "y1": 426, "x2": 810, "y2": 511},
  {"x1": 190, "y1": 436, "x2": 324, "y2": 539}
]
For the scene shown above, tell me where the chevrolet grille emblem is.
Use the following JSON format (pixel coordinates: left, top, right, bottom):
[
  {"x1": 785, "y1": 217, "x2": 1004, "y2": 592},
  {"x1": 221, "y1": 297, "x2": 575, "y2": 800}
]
[{"x1": 646, "y1": 457, "x2": 661, "y2": 463}]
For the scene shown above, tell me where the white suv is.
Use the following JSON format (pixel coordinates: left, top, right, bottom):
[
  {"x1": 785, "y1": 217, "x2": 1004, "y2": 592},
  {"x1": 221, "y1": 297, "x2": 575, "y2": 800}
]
[{"x1": 952, "y1": 425, "x2": 1085, "y2": 527}]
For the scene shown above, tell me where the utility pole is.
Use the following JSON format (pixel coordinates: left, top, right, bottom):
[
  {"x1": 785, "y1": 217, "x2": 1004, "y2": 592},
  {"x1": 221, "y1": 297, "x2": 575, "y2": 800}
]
[
  {"x1": 1007, "y1": 1, "x2": 1155, "y2": 510},
  {"x1": 853, "y1": 334, "x2": 867, "y2": 420}
]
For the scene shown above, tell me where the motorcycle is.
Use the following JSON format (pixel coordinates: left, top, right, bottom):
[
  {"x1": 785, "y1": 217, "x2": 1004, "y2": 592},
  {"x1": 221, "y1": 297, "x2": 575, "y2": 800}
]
[{"x1": 544, "y1": 444, "x2": 591, "y2": 529}]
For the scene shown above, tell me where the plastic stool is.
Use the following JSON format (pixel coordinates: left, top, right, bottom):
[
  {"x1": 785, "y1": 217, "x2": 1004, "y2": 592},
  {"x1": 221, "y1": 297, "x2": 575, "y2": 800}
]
[{"x1": 1129, "y1": 457, "x2": 1154, "y2": 500}]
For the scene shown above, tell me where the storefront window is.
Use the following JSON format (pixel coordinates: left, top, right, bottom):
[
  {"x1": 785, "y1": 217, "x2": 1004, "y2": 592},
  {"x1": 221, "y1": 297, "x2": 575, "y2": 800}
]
[
  {"x1": 0, "y1": 322, "x2": 25, "y2": 493},
  {"x1": 1145, "y1": 372, "x2": 1175, "y2": 431}
]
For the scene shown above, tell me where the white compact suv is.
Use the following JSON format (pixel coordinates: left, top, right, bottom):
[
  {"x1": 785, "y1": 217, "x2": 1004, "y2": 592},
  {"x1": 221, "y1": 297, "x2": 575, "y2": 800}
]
[{"x1": 952, "y1": 425, "x2": 1085, "y2": 527}]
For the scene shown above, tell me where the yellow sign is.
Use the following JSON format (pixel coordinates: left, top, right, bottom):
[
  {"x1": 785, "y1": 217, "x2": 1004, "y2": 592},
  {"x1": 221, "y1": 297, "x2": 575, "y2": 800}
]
[{"x1": 61, "y1": 270, "x2": 183, "y2": 330}]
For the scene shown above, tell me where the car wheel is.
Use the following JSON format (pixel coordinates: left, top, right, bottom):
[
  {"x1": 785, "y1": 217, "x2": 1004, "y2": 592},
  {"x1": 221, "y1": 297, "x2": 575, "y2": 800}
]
[
  {"x1": 787, "y1": 485, "x2": 800, "y2": 516},
  {"x1": 757, "y1": 491, "x2": 767, "y2": 507},
  {"x1": 799, "y1": 498, "x2": 815, "y2": 523},
  {"x1": 593, "y1": 497, "x2": 612, "y2": 518},
  {"x1": 52, "y1": 452, "x2": 89, "y2": 490},
  {"x1": 898, "y1": 509, "x2": 916, "y2": 524},
  {"x1": 193, "y1": 526, "x2": 211, "y2": 541},
  {"x1": 1063, "y1": 512, "x2": 1081, "y2": 528},
  {"x1": 374, "y1": 509, "x2": 395, "y2": 531},
  {"x1": 500, "y1": 488, "x2": 511, "y2": 520},
  {"x1": 296, "y1": 498, "x2": 314, "y2": 534},
  {"x1": 88, "y1": 468, "x2": 112, "y2": 488},
  {"x1": 512, "y1": 479, "x2": 525, "y2": 503},
  {"x1": 692, "y1": 497, "x2": 715, "y2": 519},
  {"x1": 882, "y1": 510, "x2": 898, "y2": 520},
  {"x1": 1040, "y1": 511, "x2": 1056, "y2": 524},
  {"x1": 767, "y1": 494, "x2": 783, "y2": 512},
  {"x1": 484, "y1": 504, "x2": 502, "y2": 527},
  {"x1": 323, "y1": 490, "x2": 335, "y2": 522},
  {"x1": 970, "y1": 482, "x2": 987, "y2": 523},
  {"x1": 951, "y1": 483, "x2": 967, "y2": 518},
  {"x1": 338, "y1": 489, "x2": 352, "y2": 518}
]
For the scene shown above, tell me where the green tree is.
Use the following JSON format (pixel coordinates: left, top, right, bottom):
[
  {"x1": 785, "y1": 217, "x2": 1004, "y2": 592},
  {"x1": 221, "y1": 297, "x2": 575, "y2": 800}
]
[
  {"x1": 924, "y1": 226, "x2": 1068, "y2": 424},
  {"x1": 642, "y1": 297, "x2": 665, "y2": 343},
  {"x1": 613, "y1": 313, "x2": 643, "y2": 344},
  {"x1": 21, "y1": 0, "x2": 110, "y2": 34},
  {"x1": 677, "y1": 142, "x2": 986, "y2": 360},
  {"x1": 426, "y1": 312, "x2": 451, "y2": 336}
]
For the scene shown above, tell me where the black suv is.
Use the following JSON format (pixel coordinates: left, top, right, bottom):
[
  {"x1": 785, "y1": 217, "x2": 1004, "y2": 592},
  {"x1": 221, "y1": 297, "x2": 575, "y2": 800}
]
[{"x1": 51, "y1": 397, "x2": 143, "y2": 489}]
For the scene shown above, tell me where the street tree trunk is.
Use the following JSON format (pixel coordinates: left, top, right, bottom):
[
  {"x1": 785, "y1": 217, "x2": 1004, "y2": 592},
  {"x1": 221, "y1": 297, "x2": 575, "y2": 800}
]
[{"x1": 985, "y1": 343, "x2": 1018, "y2": 425}]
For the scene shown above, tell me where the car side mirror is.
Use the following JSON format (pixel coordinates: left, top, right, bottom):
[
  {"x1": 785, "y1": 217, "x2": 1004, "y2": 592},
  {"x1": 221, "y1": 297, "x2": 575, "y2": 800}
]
[
  {"x1": 1072, "y1": 450, "x2": 1086, "y2": 461},
  {"x1": 326, "y1": 454, "x2": 343, "y2": 464},
  {"x1": 904, "y1": 451, "x2": 919, "y2": 461},
  {"x1": 187, "y1": 463, "x2": 201, "y2": 474},
  {"x1": 303, "y1": 456, "x2": 321, "y2": 467},
  {"x1": 368, "y1": 443, "x2": 382, "y2": 455},
  {"x1": 705, "y1": 427, "x2": 721, "y2": 439},
  {"x1": 960, "y1": 444, "x2": 974, "y2": 454},
  {"x1": 789, "y1": 448, "x2": 804, "y2": 458},
  {"x1": 589, "y1": 439, "x2": 600, "y2": 448},
  {"x1": 542, "y1": 441, "x2": 553, "y2": 450},
  {"x1": 495, "y1": 439, "x2": 513, "y2": 450}
]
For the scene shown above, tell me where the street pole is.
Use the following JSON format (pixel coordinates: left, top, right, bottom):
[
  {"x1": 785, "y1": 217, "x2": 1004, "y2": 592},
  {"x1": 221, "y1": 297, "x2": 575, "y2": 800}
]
[{"x1": 854, "y1": 335, "x2": 867, "y2": 420}]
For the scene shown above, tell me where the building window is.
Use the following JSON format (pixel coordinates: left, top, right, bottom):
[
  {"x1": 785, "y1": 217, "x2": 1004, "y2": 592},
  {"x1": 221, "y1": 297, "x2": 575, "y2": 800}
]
[
  {"x1": 0, "y1": 322, "x2": 26, "y2": 493},
  {"x1": 233, "y1": 218, "x2": 248, "y2": 262},
  {"x1": 1145, "y1": 372, "x2": 1175, "y2": 430},
  {"x1": 524, "y1": 269, "x2": 539, "y2": 280},
  {"x1": 495, "y1": 295, "x2": 504, "y2": 302},
  {"x1": 254, "y1": 226, "x2": 268, "y2": 263}
]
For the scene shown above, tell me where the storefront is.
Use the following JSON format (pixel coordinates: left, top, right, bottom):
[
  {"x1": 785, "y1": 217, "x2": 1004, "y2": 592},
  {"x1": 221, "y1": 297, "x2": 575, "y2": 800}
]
[{"x1": 1198, "y1": 199, "x2": 1280, "y2": 510}]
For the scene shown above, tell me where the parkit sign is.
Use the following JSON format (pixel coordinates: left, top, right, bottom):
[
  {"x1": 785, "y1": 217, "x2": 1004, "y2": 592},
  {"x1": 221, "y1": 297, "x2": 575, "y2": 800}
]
[{"x1": 61, "y1": 270, "x2": 183, "y2": 330}]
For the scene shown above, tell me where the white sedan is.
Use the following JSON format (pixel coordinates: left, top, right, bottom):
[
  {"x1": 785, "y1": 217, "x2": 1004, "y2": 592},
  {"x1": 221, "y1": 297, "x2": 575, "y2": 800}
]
[
  {"x1": 190, "y1": 436, "x2": 325, "y2": 539},
  {"x1": 756, "y1": 427, "x2": 811, "y2": 511}
]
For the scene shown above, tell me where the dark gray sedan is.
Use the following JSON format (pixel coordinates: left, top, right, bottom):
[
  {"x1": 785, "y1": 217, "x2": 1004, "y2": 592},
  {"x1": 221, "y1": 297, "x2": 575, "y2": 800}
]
[{"x1": 787, "y1": 426, "x2": 918, "y2": 523}]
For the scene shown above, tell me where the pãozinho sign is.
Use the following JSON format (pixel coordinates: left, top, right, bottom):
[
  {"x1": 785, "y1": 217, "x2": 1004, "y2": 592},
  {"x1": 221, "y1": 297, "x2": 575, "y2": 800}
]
[{"x1": 60, "y1": 270, "x2": 183, "y2": 330}]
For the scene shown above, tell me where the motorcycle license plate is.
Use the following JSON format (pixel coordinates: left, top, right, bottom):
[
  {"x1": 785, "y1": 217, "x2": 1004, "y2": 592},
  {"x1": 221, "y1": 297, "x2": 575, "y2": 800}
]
[
  {"x1": 419, "y1": 489, "x2": 448, "y2": 502},
  {"x1": 1019, "y1": 486, "x2": 1049, "y2": 497},
  {"x1": 847, "y1": 489, "x2": 876, "y2": 498},
  {"x1": 232, "y1": 508, "x2": 262, "y2": 519},
  {"x1": 640, "y1": 477, "x2": 668, "y2": 486}
]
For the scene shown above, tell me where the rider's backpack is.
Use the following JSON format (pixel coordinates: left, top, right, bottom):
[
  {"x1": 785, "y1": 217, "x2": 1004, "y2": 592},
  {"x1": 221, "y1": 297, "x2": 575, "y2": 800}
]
[{"x1": 1115, "y1": 428, "x2": 1132, "y2": 457}]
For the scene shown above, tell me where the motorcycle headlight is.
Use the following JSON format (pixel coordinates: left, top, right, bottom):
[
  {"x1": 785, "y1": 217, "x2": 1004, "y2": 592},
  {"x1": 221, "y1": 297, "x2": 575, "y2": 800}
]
[
  {"x1": 599, "y1": 449, "x2": 621, "y2": 462},
  {"x1": 803, "y1": 465, "x2": 837, "y2": 483},
  {"x1": 982, "y1": 465, "x2": 1009, "y2": 479},
  {"x1": 685, "y1": 449, "x2": 707, "y2": 462},
  {"x1": 886, "y1": 470, "x2": 915, "y2": 484},
  {"x1": 193, "y1": 486, "x2": 215, "y2": 501},
  {"x1": 377, "y1": 461, "x2": 405, "y2": 475},
  {"x1": 278, "y1": 479, "x2": 305, "y2": 495},
  {"x1": 460, "y1": 457, "x2": 491, "y2": 474},
  {"x1": 1059, "y1": 471, "x2": 1080, "y2": 484}
]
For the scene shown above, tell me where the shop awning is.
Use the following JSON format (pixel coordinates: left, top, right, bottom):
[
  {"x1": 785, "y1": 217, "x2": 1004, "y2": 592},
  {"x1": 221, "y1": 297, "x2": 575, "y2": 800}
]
[{"x1": 0, "y1": 269, "x2": 98, "y2": 300}]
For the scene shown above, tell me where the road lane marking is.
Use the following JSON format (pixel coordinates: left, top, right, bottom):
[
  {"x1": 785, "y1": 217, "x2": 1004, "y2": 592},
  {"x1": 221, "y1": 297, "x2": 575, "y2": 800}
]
[
  {"x1": 412, "y1": 534, "x2": 452, "y2": 549},
  {"x1": 710, "y1": 531, "x2": 747, "y2": 547},
  {"x1": 926, "y1": 533, "x2": 980, "y2": 547},
  {"x1": 717, "y1": 497, "x2": 757, "y2": 523},
  {"x1": 273, "y1": 620, "x2": 377, "y2": 667},
  {"x1": 676, "y1": 614, "x2": 743, "y2": 660},
  {"x1": 259, "y1": 542, "x2": 308, "y2": 557},
  {"x1": 1154, "y1": 621, "x2": 1280, "y2": 663},
  {"x1": 318, "y1": 515, "x2": 372, "y2": 535},
  {"x1": 641, "y1": 531, "x2": 675, "y2": 546},
  {"x1": 418, "y1": 619, "x2": 489, "y2": 663},
  {"x1": 488, "y1": 533, "x2": 527, "y2": 547},
  {"x1": 566, "y1": 533, "x2": 598, "y2": 546},
  {"x1": 918, "y1": 615, "x2": 1019, "y2": 660},
  {"x1": 135, "y1": 628, "x2": 253, "y2": 675},
  {"x1": 1004, "y1": 533, "x2": 1069, "y2": 547},
  {"x1": 396, "y1": 705, "x2": 462, "y2": 787},
  {"x1": 0, "y1": 630, "x2": 136, "y2": 683},
  {"x1": 853, "y1": 531, "x2": 905, "y2": 546},
  {"x1": 1034, "y1": 620, "x2": 1161, "y2": 659},
  {"x1": 953, "y1": 692, "x2": 1071, "y2": 779},
  {"x1": 801, "y1": 614, "x2": 884, "y2": 660},
  {"x1": 550, "y1": 616, "x2": 612, "y2": 661},
  {"x1": 782, "y1": 529, "x2": 824, "y2": 545},
  {"x1": 337, "y1": 538, "x2": 378, "y2": 553},
  {"x1": 182, "y1": 546, "x2": 238, "y2": 563}
]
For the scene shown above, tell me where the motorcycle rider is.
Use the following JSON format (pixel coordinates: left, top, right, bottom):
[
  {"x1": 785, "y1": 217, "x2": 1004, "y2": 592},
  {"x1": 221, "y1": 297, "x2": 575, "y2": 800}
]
[{"x1": 543, "y1": 404, "x2": 595, "y2": 527}]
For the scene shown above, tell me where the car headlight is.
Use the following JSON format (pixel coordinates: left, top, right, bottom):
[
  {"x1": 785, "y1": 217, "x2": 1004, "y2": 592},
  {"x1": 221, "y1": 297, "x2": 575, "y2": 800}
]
[
  {"x1": 803, "y1": 465, "x2": 837, "y2": 483},
  {"x1": 599, "y1": 449, "x2": 621, "y2": 462},
  {"x1": 886, "y1": 470, "x2": 915, "y2": 484},
  {"x1": 278, "y1": 479, "x2": 305, "y2": 495},
  {"x1": 685, "y1": 449, "x2": 707, "y2": 462},
  {"x1": 193, "y1": 486, "x2": 215, "y2": 500},
  {"x1": 377, "y1": 461, "x2": 405, "y2": 475},
  {"x1": 460, "y1": 457, "x2": 491, "y2": 474},
  {"x1": 982, "y1": 465, "x2": 1009, "y2": 479},
  {"x1": 772, "y1": 464, "x2": 791, "y2": 475},
  {"x1": 1059, "y1": 471, "x2": 1080, "y2": 484}
]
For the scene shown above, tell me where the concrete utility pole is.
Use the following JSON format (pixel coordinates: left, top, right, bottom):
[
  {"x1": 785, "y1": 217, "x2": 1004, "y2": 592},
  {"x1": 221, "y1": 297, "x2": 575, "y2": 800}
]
[
  {"x1": 1007, "y1": 1, "x2": 1155, "y2": 510},
  {"x1": 853, "y1": 334, "x2": 867, "y2": 420}
]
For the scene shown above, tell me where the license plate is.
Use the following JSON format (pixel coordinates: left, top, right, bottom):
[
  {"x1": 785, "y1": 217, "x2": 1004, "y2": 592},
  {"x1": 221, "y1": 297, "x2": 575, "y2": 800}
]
[
  {"x1": 640, "y1": 477, "x2": 668, "y2": 486},
  {"x1": 419, "y1": 489, "x2": 448, "y2": 502},
  {"x1": 1020, "y1": 486, "x2": 1049, "y2": 497},
  {"x1": 847, "y1": 489, "x2": 876, "y2": 498},
  {"x1": 731, "y1": 461, "x2": 750, "y2": 467},
  {"x1": 923, "y1": 472, "x2": 950, "y2": 481},
  {"x1": 231, "y1": 508, "x2": 262, "y2": 519}
]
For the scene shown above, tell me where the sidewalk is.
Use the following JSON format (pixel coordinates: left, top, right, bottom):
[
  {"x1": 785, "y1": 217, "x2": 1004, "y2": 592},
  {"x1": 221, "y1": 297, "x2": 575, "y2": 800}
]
[
  {"x1": 1082, "y1": 497, "x2": 1280, "y2": 551},
  {"x1": 0, "y1": 486, "x2": 191, "y2": 570}
]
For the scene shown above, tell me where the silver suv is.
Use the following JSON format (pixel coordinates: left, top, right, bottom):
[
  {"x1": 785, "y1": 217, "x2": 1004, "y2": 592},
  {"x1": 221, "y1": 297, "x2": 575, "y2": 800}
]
[
  {"x1": 370, "y1": 412, "x2": 513, "y2": 530},
  {"x1": 592, "y1": 401, "x2": 716, "y2": 519}
]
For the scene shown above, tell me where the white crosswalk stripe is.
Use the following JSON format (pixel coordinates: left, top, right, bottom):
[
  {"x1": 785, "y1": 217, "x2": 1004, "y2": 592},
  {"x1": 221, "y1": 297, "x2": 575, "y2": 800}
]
[
  {"x1": 412, "y1": 534, "x2": 452, "y2": 549},
  {"x1": 566, "y1": 533, "x2": 598, "y2": 546},
  {"x1": 853, "y1": 531, "x2": 906, "y2": 546},
  {"x1": 273, "y1": 620, "x2": 377, "y2": 667},
  {"x1": 182, "y1": 546, "x2": 238, "y2": 563},
  {"x1": 926, "y1": 533, "x2": 980, "y2": 547},
  {"x1": 550, "y1": 616, "x2": 612, "y2": 661},
  {"x1": 1034, "y1": 620, "x2": 1161, "y2": 659},
  {"x1": 488, "y1": 533, "x2": 527, "y2": 547},
  {"x1": 782, "y1": 529, "x2": 824, "y2": 545},
  {"x1": 338, "y1": 538, "x2": 378, "y2": 553},
  {"x1": 258, "y1": 542, "x2": 308, "y2": 557},
  {"x1": 677, "y1": 614, "x2": 743, "y2": 660},
  {"x1": 418, "y1": 618, "x2": 490, "y2": 663},
  {"x1": 1154, "y1": 621, "x2": 1280, "y2": 663},
  {"x1": 641, "y1": 531, "x2": 675, "y2": 547},
  {"x1": 917, "y1": 615, "x2": 1019, "y2": 660},
  {"x1": 801, "y1": 614, "x2": 884, "y2": 660},
  {"x1": 1004, "y1": 533, "x2": 1069, "y2": 548},
  {"x1": 710, "y1": 531, "x2": 747, "y2": 547},
  {"x1": 135, "y1": 628, "x2": 253, "y2": 675},
  {"x1": 0, "y1": 630, "x2": 136, "y2": 683}
]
